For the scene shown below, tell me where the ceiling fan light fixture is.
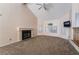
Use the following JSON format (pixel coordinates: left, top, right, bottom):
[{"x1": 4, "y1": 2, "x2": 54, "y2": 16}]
[
  {"x1": 36, "y1": 3, "x2": 48, "y2": 11},
  {"x1": 22, "y1": 3, "x2": 27, "y2": 5}
]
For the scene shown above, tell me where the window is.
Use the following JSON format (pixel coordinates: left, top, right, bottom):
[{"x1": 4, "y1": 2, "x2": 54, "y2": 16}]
[{"x1": 48, "y1": 23, "x2": 57, "y2": 33}]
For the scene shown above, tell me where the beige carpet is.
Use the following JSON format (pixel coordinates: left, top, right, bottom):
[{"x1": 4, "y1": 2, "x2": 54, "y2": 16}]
[{"x1": 0, "y1": 36, "x2": 78, "y2": 55}]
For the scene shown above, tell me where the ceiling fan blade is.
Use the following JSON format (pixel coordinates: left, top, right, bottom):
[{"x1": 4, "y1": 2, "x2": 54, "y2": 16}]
[
  {"x1": 36, "y1": 4, "x2": 41, "y2": 5},
  {"x1": 43, "y1": 3, "x2": 47, "y2": 10},
  {"x1": 44, "y1": 7, "x2": 46, "y2": 10},
  {"x1": 39, "y1": 7, "x2": 42, "y2": 10}
]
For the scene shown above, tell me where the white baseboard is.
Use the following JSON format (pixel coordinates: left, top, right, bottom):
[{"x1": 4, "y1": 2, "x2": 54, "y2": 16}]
[{"x1": 69, "y1": 40, "x2": 79, "y2": 52}]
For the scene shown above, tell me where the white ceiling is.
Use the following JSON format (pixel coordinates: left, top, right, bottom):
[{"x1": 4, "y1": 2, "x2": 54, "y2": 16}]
[{"x1": 27, "y1": 3, "x2": 72, "y2": 20}]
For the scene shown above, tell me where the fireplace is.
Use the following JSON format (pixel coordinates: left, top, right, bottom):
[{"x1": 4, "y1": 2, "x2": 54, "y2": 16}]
[
  {"x1": 17, "y1": 28, "x2": 33, "y2": 41},
  {"x1": 22, "y1": 30, "x2": 31, "y2": 40}
]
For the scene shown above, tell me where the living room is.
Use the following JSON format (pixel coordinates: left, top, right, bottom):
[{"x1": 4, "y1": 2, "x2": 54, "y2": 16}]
[{"x1": 0, "y1": 3, "x2": 79, "y2": 55}]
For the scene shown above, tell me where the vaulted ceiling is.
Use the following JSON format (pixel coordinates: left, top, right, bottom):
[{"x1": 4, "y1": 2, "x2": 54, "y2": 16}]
[{"x1": 27, "y1": 3, "x2": 72, "y2": 20}]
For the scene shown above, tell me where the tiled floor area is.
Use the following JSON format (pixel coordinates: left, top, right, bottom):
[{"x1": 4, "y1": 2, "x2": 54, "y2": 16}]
[{"x1": 0, "y1": 36, "x2": 78, "y2": 55}]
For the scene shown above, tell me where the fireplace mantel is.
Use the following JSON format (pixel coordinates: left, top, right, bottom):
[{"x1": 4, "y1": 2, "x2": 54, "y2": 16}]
[
  {"x1": 17, "y1": 27, "x2": 33, "y2": 31},
  {"x1": 17, "y1": 27, "x2": 34, "y2": 41}
]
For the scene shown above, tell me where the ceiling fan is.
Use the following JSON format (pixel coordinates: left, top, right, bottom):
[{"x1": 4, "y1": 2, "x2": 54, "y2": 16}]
[
  {"x1": 22, "y1": 3, "x2": 27, "y2": 5},
  {"x1": 36, "y1": 3, "x2": 48, "y2": 10}
]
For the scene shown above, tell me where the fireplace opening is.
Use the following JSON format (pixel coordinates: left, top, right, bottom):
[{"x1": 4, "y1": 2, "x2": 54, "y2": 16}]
[{"x1": 22, "y1": 30, "x2": 31, "y2": 40}]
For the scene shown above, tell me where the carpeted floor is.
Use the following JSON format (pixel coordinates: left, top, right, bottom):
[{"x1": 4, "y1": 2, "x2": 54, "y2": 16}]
[{"x1": 0, "y1": 36, "x2": 78, "y2": 55}]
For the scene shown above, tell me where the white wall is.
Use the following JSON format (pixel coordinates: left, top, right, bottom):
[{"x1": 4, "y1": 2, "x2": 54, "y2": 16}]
[
  {"x1": 59, "y1": 12, "x2": 72, "y2": 39},
  {"x1": 0, "y1": 3, "x2": 37, "y2": 47}
]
